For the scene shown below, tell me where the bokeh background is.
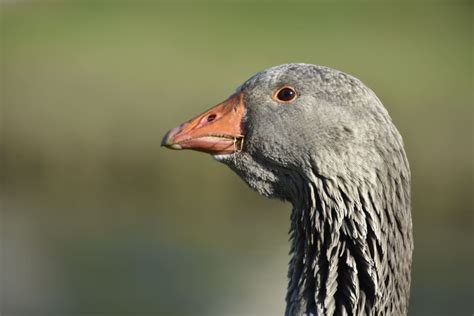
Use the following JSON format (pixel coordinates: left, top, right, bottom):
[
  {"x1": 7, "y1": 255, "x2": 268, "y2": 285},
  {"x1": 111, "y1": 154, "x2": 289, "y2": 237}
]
[{"x1": 1, "y1": 1, "x2": 472, "y2": 315}]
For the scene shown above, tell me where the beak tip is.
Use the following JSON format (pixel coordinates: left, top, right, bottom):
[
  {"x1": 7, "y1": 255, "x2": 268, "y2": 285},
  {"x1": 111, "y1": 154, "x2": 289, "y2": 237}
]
[
  {"x1": 160, "y1": 133, "x2": 169, "y2": 147},
  {"x1": 161, "y1": 130, "x2": 183, "y2": 150}
]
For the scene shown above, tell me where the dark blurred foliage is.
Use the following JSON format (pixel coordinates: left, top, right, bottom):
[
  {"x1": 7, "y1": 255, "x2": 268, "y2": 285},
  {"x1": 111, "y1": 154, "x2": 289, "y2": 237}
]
[{"x1": 1, "y1": 1, "x2": 472, "y2": 315}]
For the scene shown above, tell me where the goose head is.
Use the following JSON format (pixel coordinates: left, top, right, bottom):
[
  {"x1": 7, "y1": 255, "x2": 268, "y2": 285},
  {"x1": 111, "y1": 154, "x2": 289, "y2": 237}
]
[{"x1": 163, "y1": 64, "x2": 399, "y2": 203}]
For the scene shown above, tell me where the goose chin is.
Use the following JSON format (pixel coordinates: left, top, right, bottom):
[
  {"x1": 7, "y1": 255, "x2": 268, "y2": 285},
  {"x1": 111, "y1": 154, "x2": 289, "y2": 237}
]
[{"x1": 213, "y1": 153, "x2": 235, "y2": 161}]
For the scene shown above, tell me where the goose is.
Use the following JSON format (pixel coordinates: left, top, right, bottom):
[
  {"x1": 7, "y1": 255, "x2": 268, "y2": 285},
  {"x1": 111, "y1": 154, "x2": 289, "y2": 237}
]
[{"x1": 161, "y1": 63, "x2": 413, "y2": 315}]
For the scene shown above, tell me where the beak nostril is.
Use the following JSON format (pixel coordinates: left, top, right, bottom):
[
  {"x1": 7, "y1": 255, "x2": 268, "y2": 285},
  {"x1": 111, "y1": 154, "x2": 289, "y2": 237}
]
[{"x1": 207, "y1": 114, "x2": 217, "y2": 122}]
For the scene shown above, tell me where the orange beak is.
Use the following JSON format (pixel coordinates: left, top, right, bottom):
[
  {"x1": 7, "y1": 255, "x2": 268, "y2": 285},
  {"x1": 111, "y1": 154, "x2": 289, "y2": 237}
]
[{"x1": 161, "y1": 92, "x2": 246, "y2": 155}]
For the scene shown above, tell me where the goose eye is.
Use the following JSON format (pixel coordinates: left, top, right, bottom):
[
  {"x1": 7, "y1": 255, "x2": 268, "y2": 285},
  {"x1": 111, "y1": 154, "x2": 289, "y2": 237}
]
[{"x1": 274, "y1": 86, "x2": 297, "y2": 103}]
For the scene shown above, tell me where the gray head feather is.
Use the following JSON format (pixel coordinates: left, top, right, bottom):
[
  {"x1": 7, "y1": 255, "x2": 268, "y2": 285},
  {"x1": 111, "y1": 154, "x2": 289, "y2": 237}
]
[{"x1": 215, "y1": 63, "x2": 413, "y2": 315}]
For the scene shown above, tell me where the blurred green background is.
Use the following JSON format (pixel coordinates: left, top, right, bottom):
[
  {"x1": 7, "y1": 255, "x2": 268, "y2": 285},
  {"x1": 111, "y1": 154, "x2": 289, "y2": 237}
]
[{"x1": 1, "y1": 1, "x2": 472, "y2": 315}]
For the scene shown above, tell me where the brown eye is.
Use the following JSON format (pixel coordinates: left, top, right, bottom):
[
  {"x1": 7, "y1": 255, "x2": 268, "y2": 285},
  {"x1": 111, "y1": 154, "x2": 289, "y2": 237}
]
[{"x1": 274, "y1": 86, "x2": 297, "y2": 103}]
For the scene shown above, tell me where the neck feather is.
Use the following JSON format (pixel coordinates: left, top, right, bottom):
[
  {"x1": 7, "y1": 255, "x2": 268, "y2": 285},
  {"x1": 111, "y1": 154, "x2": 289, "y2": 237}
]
[{"x1": 284, "y1": 167, "x2": 412, "y2": 316}]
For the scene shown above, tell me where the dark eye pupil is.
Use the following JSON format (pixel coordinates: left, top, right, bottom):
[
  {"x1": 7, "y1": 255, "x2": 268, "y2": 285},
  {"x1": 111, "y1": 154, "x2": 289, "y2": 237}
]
[{"x1": 277, "y1": 88, "x2": 295, "y2": 101}]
